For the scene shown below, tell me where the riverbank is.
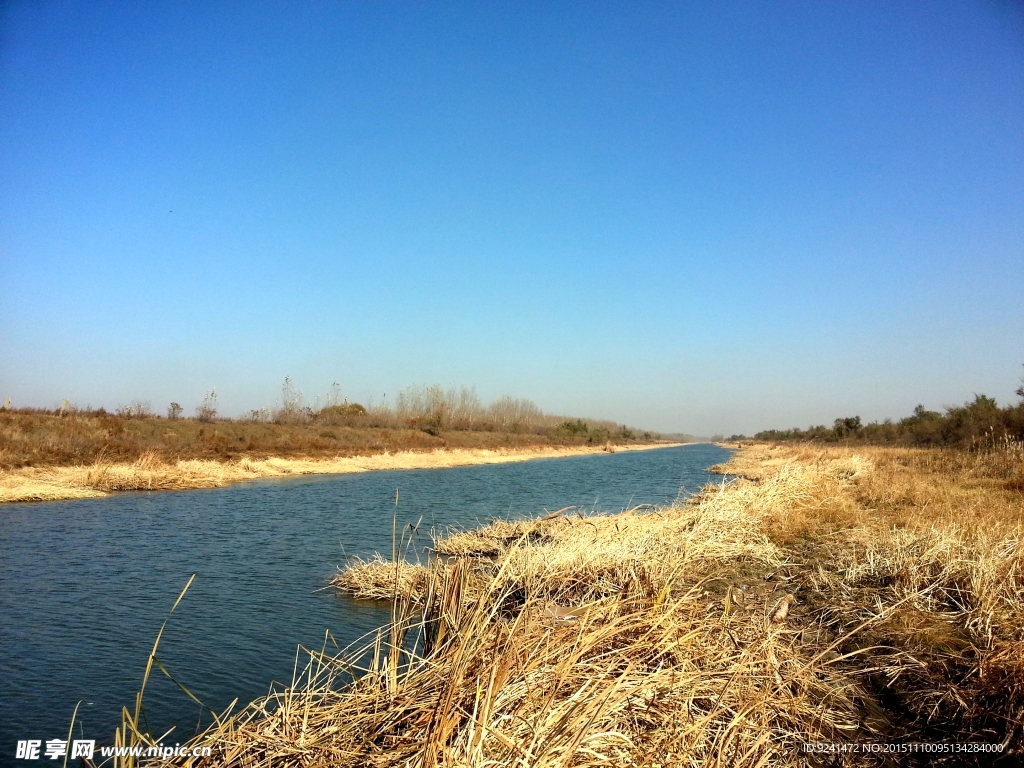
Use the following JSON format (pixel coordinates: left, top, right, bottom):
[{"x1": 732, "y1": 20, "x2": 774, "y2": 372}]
[
  {"x1": 0, "y1": 441, "x2": 681, "y2": 503},
  {"x1": 1, "y1": 405, "x2": 663, "y2": 471},
  {"x1": 113, "y1": 443, "x2": 1022, "y2": 766}
]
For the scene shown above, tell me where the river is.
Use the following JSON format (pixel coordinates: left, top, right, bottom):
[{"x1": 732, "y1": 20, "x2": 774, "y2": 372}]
[{"x1": 0, "y1": 443, "x2": 730, "y2": 764}]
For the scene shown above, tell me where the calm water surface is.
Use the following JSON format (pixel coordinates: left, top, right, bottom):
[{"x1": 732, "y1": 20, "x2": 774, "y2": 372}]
[{"x1": 0, "y1": 444, "x2": 730, "y2": 762}]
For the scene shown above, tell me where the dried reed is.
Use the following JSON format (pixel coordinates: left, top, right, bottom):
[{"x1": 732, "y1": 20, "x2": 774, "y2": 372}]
[{"x1": 111, "y1": 443, "x2": 1023, "y2": 766}]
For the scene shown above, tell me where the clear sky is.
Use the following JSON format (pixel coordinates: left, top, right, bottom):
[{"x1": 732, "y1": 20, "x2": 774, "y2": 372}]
[{"x1": 1, "y1": 1, "x2": 1022, "y2": 436}]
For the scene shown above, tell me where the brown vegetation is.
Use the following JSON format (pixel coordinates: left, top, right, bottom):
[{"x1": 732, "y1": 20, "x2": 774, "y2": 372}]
[
  {"x1": 0, "y1": 385, "x2": 667, "y2": 501},
  {"x1": 109, "y1": 441, "x2": 1023, "y2": 767},
  {"x1": 0, "y1": 408, "x2": 641, "y2": 472}
]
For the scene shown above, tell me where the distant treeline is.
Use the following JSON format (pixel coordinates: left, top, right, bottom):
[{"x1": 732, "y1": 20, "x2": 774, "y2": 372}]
[
  {"x1": 5, "y1": 380, "x2": 652, "y2": 442},
  {"x1": 301, "y1": 382, "x2": 650, "y2": 442},
  {"x1": 0, "y1": 381, "x2": 661, "y2": 470},
  {"x1": 740, "y1": 371, "x2": 1024, "y2": 448}
]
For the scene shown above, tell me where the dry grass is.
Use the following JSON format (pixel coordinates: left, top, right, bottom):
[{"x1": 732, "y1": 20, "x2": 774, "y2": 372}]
[
  {"x1": 0, "y1": 443, "x2": 674, "y2": 503},
  {"x1": 334, "y1": 555, "x2": 431, "y2": 603},
  {"x1": 715, "y1": 444, "x2": 1024, "y2": 752},
  {"x1": 112, "y1": 443, "x2": 1023, "y2": 767},
  {"x1": 0, "y1": 408, "x2": 653, "y2": 472}
]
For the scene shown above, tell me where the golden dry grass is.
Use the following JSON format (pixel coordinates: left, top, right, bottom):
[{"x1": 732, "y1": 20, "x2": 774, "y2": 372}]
[
  {"x1": 335, "y1": 555, "x2": 432, "y2": 602},
  {"x1": 0, "y1": 443, "x2": 676, "y2": 503},
  {"x1": 114, "y1": 443, "x2": 1023, "y2": 767}
]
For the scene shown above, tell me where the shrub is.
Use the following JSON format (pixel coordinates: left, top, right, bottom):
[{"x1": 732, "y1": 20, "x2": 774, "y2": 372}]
[
  {"x1": 832, "y1": 416, "x2": 862, "y2": 438},
  {"x1": 275, "y1": 376, "x2": 311, "y2": 424},
  {"x1": 116, "y1": 401, "x2": 154, "y2": 419},
  {"x1": 320, "y1": 403, "x2": 367, "y2": 417},
  {"x1": 243, "y1": 407, "x2": 272, "y2": 423},
  {"x1": 557, "y1": 419, "x2": 589, "y2": 437},
  {"x1": 195, "y1": 389, "x2": 218, "y2": 422},
  {"x1": 755, "y1": 367, "x2": 1024, "y2": 447}
]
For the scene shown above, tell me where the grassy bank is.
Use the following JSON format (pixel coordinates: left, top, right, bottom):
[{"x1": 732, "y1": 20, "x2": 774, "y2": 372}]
[
  {"x1": 0, "y1": 406, "x2": 671, "y2": 502},
  {"x1": 0, "y1": 408, "x2": 653, "y2": 471},
  {"x1": 112, "y1": 443, "x2": 1022, "y2": 766}
]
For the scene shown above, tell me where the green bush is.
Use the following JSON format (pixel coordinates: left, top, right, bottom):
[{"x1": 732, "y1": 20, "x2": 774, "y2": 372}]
[
  {"x1": 755, "y1": 366, "x2": 1024, "y2": 448},
  {"x1": 557, "y1": 419, "x2": 589, "y2": 437}
]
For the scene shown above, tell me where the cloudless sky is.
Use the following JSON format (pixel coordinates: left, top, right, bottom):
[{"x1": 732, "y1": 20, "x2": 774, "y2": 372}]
[{"x1": 1, "y1": 1, "x2": 1022, "y2": 435}]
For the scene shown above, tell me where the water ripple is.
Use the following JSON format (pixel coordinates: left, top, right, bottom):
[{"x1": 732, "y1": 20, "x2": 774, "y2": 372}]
[{"x1": 0, "y1": 444, "x2": 730, "y2": 763}]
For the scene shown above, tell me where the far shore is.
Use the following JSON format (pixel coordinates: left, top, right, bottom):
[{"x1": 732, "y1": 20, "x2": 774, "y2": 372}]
[{"x1": 0, "y1": 441, "x2": 687, "y2": 504}]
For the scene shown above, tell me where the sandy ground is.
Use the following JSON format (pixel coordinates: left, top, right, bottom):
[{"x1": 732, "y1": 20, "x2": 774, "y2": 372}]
[{"x1": 0, "y1": 442, "x2": 685, "y2": 503}]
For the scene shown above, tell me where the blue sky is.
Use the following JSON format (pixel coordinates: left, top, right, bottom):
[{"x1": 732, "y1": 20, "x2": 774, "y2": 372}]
[{"x1": 1, "y1": 1, "x2": 1022, "y2": 435}]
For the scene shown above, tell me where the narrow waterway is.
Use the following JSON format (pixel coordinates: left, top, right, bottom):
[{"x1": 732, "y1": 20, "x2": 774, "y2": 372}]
[{"x1": 0, "y1": 443, "x2": 730, "y2": 763}]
